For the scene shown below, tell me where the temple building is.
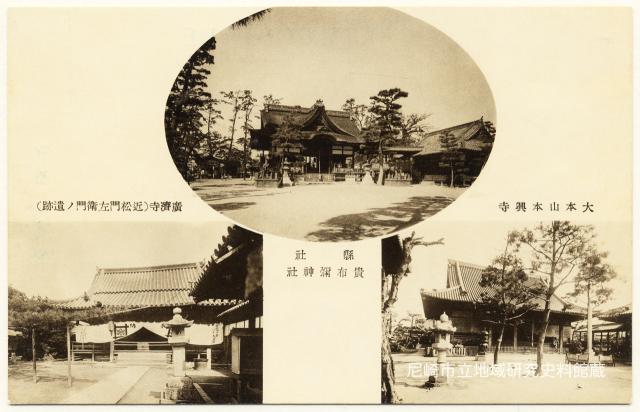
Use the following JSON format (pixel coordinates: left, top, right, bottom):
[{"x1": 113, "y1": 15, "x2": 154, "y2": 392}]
[
  {"x1": 189, "y1": 225, "x2": 263, "y2": 403},
  {"x1": 412, "y1": 118, "x2": 494, "y2": 185},
  {"x1": 250, "y1": 100, "x2": 365, "y2": 182},
  {"x1": 574, "y1": 304, "x2": 632, "y2": 363},
  {"x1": 419, "y1": 259, "x2": 585, "y2": 352},
  {"x1": 249, "y1": 99, "x2": 494, "y2": 186},
  {"x1": 58, "y1": 262, "x2": 237, "y2": 364}
]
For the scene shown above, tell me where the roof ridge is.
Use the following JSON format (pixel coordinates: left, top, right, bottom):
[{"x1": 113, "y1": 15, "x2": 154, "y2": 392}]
[
  {"x1": 265, "y1": 104, "x2": 351, "y2": 117},
  {"x1": 93, "y1": 288, "x2": 193, "y2": 294},
  {"x1": 99, "y1": 262, "x2": 199, "y2": 273},
  {"x1": 447, "y1": 258, "x2": 486, "y2": 270},
  {"x1": 424, "y1": 118, "x2": 484, "y2": 137}
]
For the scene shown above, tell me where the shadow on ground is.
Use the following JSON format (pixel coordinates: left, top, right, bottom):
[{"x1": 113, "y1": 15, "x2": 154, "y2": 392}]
[
  {"x1": 9, "y1": 365, "x2": 94, "y2": 384},
  {"x1": 209, "y1": 201, "x2": 257, "y2": 212},
  {"x1": 305, "y1": 196, "x2": 454, "y2": 242}
]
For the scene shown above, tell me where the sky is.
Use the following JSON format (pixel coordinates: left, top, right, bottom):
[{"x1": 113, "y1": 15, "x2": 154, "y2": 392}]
[
  {"x1": 201, "y1": 7, "x2": 496, "y2": 137},
  {"x1": 8, "y1": 221, "x2": 231, "y2": 300},
  {"x1": 390, "y1": 220, "x2": 633, "y2": 320}
]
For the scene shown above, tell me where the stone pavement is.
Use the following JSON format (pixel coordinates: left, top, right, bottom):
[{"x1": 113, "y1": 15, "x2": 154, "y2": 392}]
[{"x1": 62, "y1": 365, "x2": 150, "y2": 404}]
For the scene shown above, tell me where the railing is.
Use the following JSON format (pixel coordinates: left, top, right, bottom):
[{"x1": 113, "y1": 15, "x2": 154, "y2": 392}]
[
  {"x1": 113, "y1": 341, "x2": 171, "y2": 351},
  {"x1": 425, "y1": 346, "x2": 479, "y2": 357},
  {"x1": 487, "y1": 343, "x2": 556, "y2": 353},
  {"x1": 71, "y1": 342, "x2": 110, "y2": 361},
  {"x1": 422, "y1": 174, "x2": 448, "y2": 184}
]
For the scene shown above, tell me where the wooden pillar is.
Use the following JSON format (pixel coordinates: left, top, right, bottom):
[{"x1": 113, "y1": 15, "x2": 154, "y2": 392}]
[
  {"x1": 109, "y1": 340, "x2": 115, "y2": 362},
  {"x1": 206, "y1": 348, "x2": 212, "y2": 370},
  {"x1": 559, "y1": 325, "x2": 564, "y2": 352},
  {"x1": 513, "y1": 324, "x2": 518, "y2": 352},
  {"x1": 91, "y1": 344, "x2": 95, "y2": 362},
  {"x1": 32, "y1": 327, "x2": 37, "y2": 383},
  {"x1": 487, "y1": 328, "x2": 493, "y2": 348},
  {"x1": 66, "y1": 324, "x2": 72, "y2": 387}
]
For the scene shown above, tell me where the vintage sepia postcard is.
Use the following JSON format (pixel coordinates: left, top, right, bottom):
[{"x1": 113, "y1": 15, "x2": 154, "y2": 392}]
[{"x1": 4, "y1": 4, "x2": 635, "y2": 407}]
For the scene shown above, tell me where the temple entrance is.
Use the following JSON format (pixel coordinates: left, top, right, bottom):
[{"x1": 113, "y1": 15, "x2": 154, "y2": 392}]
[
  {"x1": 113, "y1": 326, "x2": 171, "y2": 365},
  {"x1": 306, "y1": 135, "x2": 333, "y2": 173}
]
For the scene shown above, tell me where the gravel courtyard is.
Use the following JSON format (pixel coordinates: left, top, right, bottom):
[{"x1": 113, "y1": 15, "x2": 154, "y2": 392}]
[{"x1": 191, "y1": 179, "x2": 465, "y2": 241}]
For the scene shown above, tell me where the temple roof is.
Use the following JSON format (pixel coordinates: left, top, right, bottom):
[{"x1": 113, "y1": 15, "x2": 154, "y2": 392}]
[
  {"x1": 414, "y1": 118, "x2": 491, "y2": 157},
  {"x1": 57, "y1": 262, "x2": 237, "y2": 309},
  {"x1": 421, "y1": 259, "x2": 586, "y2": 316},
  {"x1": 597, "y1": 304, "x2": 632, "y2": 323},
  {"x1": 262, "y1": 101, "x2": 361, "y2": 136},
  {"x1": 252, "y1": 101, "x2": 365, "y2": 147}
]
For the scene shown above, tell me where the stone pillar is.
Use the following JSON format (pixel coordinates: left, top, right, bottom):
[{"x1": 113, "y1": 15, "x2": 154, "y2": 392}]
[
  {"x1": 172, "y1": 343, "x2": 187, "y2": 377},
  {"x1": 109, "y1": 341, "x2": 114, "y2": 362},
  {"x1": 513, "y1": 324, "x2": 518, "y2": 352},
  {"x1": 559, "y1": 325, "x2": 564, "y2": 352},
  {"x1": 206, "y1": 347, "x2": 212, "y2": 370}
]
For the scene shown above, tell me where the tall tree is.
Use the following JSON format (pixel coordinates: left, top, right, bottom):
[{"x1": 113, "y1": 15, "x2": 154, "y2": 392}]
[
  {"x1": 342, "y1": 98, "x2": 371, "y2": 130},
  {"x1": 230, "y1": 9, "x2": 271, "y2": 29},
  {"x1": 272, "y1": 113, "x2": 302, "y2": 179},
  {"x1": 381, "y1": 233, "x2": 443, "y2": 404},
  {"x1": 368, "y1": 88, "x2": 408, "y2": 185},
  {"x1": 511, "y1": 221, "x2": 595, "y2": 375},
  {"x1": 239, "y1": 90, "x2": 258, "y2": 179},
  {"x1": 202, "y1": 98, "x2": 224, "y2": 175},
  {"x1": 478, "y1": 237, "x2": 544, "y2": 364},
  {"x1": 262, "y1": 94, "x2": 282, "y2": 107},
  {"x1": 567, "y1": 249, "x2": 616, "y2": 360},
  {"x1": 221, "y1": 90, "x2": 243, "y2": 164},
  {"x1": 438, "y1": 131, "x2": 467, "y2": 187},
  {"x1": 165, "y1": 37, "x2": 216, "y2": 182},
  {"x1": 8, "y1": 287, "x2": 110, "y2": 384},
  {"x1": 400, "y1": 113, "x2": 431, "y2": 144}
]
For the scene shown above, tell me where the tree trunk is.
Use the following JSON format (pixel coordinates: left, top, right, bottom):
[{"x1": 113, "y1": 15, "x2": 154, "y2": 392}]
[
  {"x1": 32, "y1": 327, "x2": 37, "y2": 383},
  {"x1": 66, "y1": 324, "x2": 72, "y2": 387},
  {"x1": 586, "y1": 284, "x2": 593, "y2": 360},
  {"x1": 381, "y1": 308, "x2": 398, "y2": 404},
  {"x1": 242, "y1": 121, "x2": 249, "y2": 180},
  {"x1": 493, "y1": 324, "x2": 505, "y2": 364},
  {"x1": 227, "y1": 97, "x2": 239, "y2": 161},
  {"x1": 378, "y1": 141, "x2": 385, "y2": 186},
  {"x1": 535, "y1": 301, "x2": 551, "y2": 375}
]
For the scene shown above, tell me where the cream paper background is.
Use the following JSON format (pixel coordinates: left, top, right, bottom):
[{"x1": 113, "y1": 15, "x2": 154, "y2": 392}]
[{"x1": 7, "y1": 7, "x2": 632, "y2": 404}]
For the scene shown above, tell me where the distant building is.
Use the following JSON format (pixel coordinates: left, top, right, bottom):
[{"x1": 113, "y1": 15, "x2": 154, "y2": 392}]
[
  {"x1": 578, "y1": 304, "x2": 632, "y2": 362},
  {"x1": 412, "y1": 118, "x2": 494, "y2": 185}
]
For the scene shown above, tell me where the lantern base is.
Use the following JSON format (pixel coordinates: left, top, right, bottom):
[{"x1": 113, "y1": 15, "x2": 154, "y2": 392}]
[{"x1": 164, "y1": 376, "x2": 196, "y2": 402}]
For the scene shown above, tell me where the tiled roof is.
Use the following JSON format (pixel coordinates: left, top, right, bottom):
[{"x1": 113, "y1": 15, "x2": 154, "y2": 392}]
[
  {"x1": 597, "y1": 304, "x2": 632, "y2": 322},
  {"x1": 57, "y1": 262, "x2": 237, "y2": 309},
  {"x1": 261, "y1": 102, "x2": 362, "y2": 138},
  {"x1": 421, "y1": 259, "x2": 585, "y2": 315},
  {"x1": 414, "y1": 118, "x2": 489, "y2": 157}
]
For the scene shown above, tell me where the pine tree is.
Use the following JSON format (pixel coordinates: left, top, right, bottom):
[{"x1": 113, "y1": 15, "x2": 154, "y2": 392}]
[
  {"x1": 165, "y1": 37, "x2": 216, "y2": 182},
  {"x1": 368, "y1": 88, "x2": 408, "y2": 185}
]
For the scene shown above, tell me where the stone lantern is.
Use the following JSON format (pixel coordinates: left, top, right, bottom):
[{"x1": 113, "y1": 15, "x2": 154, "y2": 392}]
[
  {"x1": 162, "y1": 307, "x2": 195, "y2": 402},
  {"x1": 280, "y1": 158, "x2": 293, "y2": 187},
  {"x1": 431, "y1": 312, "x2": 457, "y2": 385}
]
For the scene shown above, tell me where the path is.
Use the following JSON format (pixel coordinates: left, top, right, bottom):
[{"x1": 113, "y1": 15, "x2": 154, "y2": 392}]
[
  {"x1": 62, "y1": 365, "x2": 149, "y2": 404},
  {"x1": 117, "y1": 366, "x2": 170, "y2": 404}
]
